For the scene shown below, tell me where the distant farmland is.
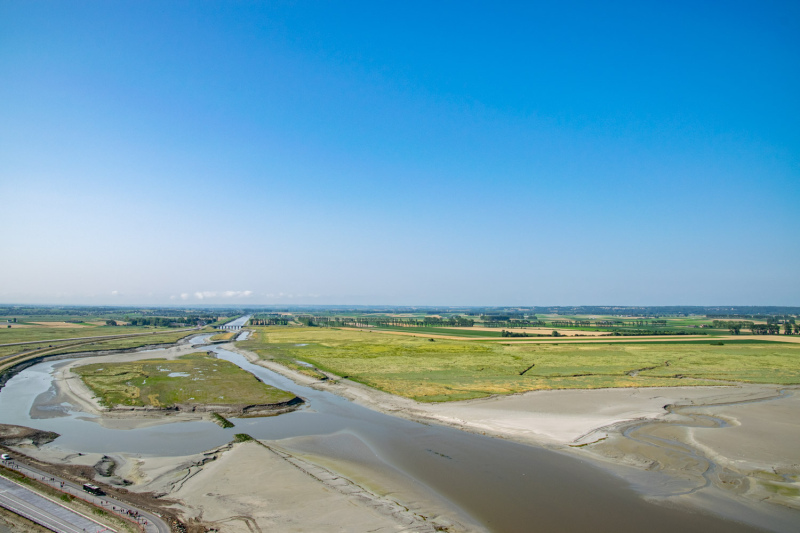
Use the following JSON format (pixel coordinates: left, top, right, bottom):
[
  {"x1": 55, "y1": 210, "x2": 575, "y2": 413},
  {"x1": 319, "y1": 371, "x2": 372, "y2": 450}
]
[{"x1": 238, "y1": 327, "x2": 800, "y2": 402}]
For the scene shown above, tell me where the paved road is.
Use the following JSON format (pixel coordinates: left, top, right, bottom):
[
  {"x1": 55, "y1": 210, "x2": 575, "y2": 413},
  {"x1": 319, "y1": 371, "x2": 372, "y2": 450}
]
[
  {"x1": 0, "y1": 475, "x2": 110, "y2": 532},
  {"x1": 1, "y1": 459, "x2": 170, "y2": 533}
]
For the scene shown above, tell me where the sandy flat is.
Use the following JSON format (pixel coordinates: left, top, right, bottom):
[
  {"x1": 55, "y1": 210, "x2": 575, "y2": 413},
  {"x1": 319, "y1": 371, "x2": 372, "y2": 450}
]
[
  {"x1": 171, "y1": 440, "x2": 450, "y2": 532},
  {"x1": 688, "y1": 391, "x2": 800, "y2": 468},
  {"x1": 418, "y1": 387, "x2": 754, "y2": 445},
  {"x1": 274, "y1": 431, "x2": 475, "y2": 531}
]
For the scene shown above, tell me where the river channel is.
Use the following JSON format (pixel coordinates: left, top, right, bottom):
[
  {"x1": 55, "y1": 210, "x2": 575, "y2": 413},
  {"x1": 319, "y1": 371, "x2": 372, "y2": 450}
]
[{"x1": 0, "y1": 334, "x2": 770, "y2": 532}]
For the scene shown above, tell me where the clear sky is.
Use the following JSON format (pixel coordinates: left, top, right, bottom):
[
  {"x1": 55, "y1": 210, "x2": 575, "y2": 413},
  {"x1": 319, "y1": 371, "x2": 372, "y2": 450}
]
[{"x1": 1, "y1": 1, "x2": 798, "y2": 306}]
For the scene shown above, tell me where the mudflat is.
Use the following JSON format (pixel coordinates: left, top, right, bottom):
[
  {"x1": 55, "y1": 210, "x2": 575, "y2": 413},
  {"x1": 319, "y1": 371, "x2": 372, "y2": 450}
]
[{"x1": 171, "y1": 439, "x2": 455, "y2": 532}]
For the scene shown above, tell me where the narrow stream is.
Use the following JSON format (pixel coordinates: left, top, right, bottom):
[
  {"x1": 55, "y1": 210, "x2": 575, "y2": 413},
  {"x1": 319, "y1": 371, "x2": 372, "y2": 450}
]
[{"x1": 0, "y1": 335, "x2": 775, "y2": 533}]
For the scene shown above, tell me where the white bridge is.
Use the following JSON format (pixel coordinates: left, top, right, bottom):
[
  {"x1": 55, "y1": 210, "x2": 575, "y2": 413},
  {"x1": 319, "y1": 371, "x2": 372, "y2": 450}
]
[{"x1": 215, "y1": 315, "x2": 251, "y2": 331}]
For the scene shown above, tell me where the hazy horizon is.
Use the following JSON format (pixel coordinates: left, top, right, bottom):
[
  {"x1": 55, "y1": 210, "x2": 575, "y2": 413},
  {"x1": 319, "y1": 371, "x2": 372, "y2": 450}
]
[{"x1": 2, "y1": 2, "x2": 798, "y2": 306}]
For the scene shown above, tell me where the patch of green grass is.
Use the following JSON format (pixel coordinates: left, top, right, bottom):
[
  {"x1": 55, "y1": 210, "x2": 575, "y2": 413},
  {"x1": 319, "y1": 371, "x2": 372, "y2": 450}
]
[
  {"x1": 0, "y1": 328, "x2": 204, "y2": 362},
  {"x1": 233, "y1": 433, "x2": 253, "y2": 442},
  {"x1": 0, "y1": 324, "x2": 177, "y2": 344},
  {"x1": 239, "y1": 327, "x2": 800, "y2": 402},
  {"x1": 211, "y1": 412, "x2": 235, "y2": 428},
  {"x1": 637, "y1": 345, "x2": 800, "y2": 384},
  {"x1": 45, "y1": 330, "x2": 202, "y2": 356},
  {"x1": 75, "y1": 352, "x2": 296, "y2": 408},
  {"x1": 761, "y1": 481, "x2": 800, "y2": 498}
]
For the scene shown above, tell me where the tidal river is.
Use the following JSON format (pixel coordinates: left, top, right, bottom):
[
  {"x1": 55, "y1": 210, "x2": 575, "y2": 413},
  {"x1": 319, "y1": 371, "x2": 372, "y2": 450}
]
[{"x1": 0, "y1": 335, "x2": 768, "y2": 533}]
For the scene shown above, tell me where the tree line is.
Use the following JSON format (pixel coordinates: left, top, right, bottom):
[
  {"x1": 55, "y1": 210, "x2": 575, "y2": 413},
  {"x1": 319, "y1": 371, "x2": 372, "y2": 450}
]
[
  {"x1": 712, "y1": 320, "x2": 798, "y2": 335},
  {"x1": 250, "y1": 318, "x2": 290, "y2": 325},
  {"x1": 301, "y1": 316, "x2": 476, "y2": 328},
  {"x1": 482, "y1": 320, "x2": 547, "y2": 328},
  {"x1": 124, "y1": 315, "x2": 215, "y2": 327}
]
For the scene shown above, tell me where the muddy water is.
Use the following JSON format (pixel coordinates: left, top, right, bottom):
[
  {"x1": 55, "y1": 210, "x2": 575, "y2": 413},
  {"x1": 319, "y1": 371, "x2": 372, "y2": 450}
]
[{"x1": 0, "y1": 338, "x2": 767, "y2": 532}]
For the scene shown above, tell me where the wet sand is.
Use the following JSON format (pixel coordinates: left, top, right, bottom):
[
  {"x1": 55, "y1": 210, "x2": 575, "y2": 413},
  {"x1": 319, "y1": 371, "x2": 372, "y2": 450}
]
[
  {"x1": 171, "y1": 439, "x2": 453, "y2": 533},
  {"x1": 16, "y1": 436, "x2": 473, "y2": 533}
]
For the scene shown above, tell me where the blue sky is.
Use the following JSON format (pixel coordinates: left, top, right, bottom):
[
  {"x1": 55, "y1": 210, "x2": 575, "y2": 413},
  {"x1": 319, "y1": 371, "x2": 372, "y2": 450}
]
[{"x1": 1, "y1": 1, "x2": 798, "y2": 305}]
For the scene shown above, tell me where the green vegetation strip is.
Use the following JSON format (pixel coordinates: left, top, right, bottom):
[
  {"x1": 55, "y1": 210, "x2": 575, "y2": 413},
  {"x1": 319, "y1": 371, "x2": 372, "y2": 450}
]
[
  {"x1": 372, "y1": 326, "x2": 504, "y2": 337},
  {"x1": 210, "y1": 331, "x2": 236, "y2": 342},
  {"x1": 0, "y1": 329, "x2": 203, "y2": 365},
  {"x1": 211, "y1": 412, "x2": 235, "y2": 428},
  {"x1": 75, "y1": 352, "x2": 296, "y2": 408},
  {"x1": 45, "y1": 330, "x2": 201, "y2": 356},
  {"x1": 239, "y1": 327, "x2": 800, "y2": 402},
  {"x1": 0, "y1": 325, "x2": 184, "y2": 345}
]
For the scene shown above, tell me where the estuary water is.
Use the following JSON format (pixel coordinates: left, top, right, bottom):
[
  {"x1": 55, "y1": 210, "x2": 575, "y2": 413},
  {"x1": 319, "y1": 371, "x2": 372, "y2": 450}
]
[{"x1": 0, "y1": 336, "x2": 766, "y2": 533}]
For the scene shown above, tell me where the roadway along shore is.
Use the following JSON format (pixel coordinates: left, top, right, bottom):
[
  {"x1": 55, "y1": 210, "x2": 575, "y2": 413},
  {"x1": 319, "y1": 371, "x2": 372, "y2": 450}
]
[{"x1": 0, "y1": 458, "x2": 170, "y2": 533}]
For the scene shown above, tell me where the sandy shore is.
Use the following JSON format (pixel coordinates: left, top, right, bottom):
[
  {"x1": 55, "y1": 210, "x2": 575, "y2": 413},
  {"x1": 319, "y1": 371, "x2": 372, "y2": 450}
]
[
  {"x1": 170, "y1": 439, "x2": 460, "y2": 532},
  {"x1": 225, "y1": 343, "x2": 800, "y2": 526},
  {"x1": 15, "y1": 436, "x2": 474, "y2": 533}
]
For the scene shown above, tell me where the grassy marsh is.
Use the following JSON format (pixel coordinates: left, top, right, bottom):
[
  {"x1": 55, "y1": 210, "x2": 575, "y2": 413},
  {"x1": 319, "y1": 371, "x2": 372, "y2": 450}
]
[
  {"x1": 75, "y1": 352, "x2": 295, "y2": 408},
  {"x1": 239, "y1": 327, "x2": 800, "y2": 402}
]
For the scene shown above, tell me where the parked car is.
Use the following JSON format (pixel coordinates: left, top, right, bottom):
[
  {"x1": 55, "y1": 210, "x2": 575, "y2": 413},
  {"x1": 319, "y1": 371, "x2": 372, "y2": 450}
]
[{"x1": 1, "y1": 453, "x2": 11, "y2": 461}]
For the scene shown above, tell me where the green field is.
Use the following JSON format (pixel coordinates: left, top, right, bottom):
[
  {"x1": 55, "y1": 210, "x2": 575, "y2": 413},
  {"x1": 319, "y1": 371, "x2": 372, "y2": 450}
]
[
  {"x1": 76, "y1": 352, "x2": 296, "y2": 408},
  {"x1": 371, "y1": 325, "x2": 505, "y2": 337},
  {"x1": 46, "y1": 330, "x2": 201, "y2": 356},
  {"x1": 0, "y1": 329, "x2": 202, "y2": 361},
  {"x1": 0, "y1": 324, "x2": 178, "y2": 344},
  {"x1": 239, "y1": 327, "x2": 800, "y2": 402}
]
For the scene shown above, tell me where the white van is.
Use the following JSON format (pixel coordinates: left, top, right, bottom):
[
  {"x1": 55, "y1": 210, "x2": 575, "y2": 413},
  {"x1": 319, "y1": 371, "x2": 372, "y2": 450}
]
[{"x1": 0, "y1": 453, "x2": 11, "y2": 461}]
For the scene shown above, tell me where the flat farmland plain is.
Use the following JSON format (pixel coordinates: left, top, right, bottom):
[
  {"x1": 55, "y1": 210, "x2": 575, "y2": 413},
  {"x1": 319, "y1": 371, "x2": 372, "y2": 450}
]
[{"x1": 238, "y1": 327, "x2": 800, "y2": 402}]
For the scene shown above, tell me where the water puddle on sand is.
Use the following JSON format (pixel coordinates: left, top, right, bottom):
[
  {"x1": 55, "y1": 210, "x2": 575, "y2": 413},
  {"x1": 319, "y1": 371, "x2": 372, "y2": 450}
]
[{"x1": 0, "y1": 340, "x2": 777, "y2": 533}]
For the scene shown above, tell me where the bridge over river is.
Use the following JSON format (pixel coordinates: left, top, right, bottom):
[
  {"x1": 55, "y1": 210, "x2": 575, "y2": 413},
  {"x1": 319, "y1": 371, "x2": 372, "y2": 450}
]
[{"x1": 215, "y1": 314, "x2": 251, "y2": 331}]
